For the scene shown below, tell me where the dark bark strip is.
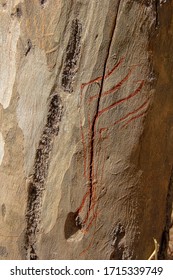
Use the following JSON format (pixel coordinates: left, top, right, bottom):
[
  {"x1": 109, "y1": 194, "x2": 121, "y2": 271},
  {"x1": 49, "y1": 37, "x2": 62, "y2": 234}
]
[
  {"x1": 110, "y1": 223, "x2": 126, "y2": 260},
  {"x1": 25, "y1": 92, "x2": 63, "y2": 260},
  {"x1": 61, "y1": 19, "x2": 82, "y2": 93},
  {"x1": 88, "y1": 0, "x2": 122, "y2": 211},
  {"x1": 155, "y1": 0, "x2": 160, "y2": 28},
  {"x1": 158, "y1": 168, "x2": 173, "y2": 259}
]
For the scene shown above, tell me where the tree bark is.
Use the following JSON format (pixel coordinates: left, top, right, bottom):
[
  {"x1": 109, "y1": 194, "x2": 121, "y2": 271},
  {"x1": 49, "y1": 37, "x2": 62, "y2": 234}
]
[{"x1": 0, "y1": 0, "x2": 173, "y2": 260}]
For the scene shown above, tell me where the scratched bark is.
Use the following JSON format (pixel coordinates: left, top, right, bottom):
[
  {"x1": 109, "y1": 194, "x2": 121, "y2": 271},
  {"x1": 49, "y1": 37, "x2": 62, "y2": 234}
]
[{"x1": 0, "y1": 0, "x2": 173, "y2": 260}]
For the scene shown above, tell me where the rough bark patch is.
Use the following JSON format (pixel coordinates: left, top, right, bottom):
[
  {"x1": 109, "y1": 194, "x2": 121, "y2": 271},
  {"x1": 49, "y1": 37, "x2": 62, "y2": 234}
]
[
  {"x1": 25, "y1": 93, "x2": 63, "y2": 260},
  {"x1": 61, "y1": 19, "x2": 82, "y2": 93}
]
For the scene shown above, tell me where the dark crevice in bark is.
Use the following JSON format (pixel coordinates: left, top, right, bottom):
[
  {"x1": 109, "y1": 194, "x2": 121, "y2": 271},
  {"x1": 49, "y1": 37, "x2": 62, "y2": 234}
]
[
  {"x1": 88, "y1": 0, "x2": 122, "y2": 211},
  {"x1": 155, "y1": 0, "x2": 160, "y2": 28},
  {"x1": 110, "y1": 223, "x2": 126, "y2": 260},
  {"x1": 40, "y1": 0, "x2": 47, "y2": 6},
  {"x1": 24, "y1": 91, "x2": 63, "y2": 260},
  {"x1": 158, "y1": 167, "x2": 173, "y2": 259},
  {"x1": 24, "y1": 39, "x2": 32, "y2": 56},
  {"x1": 11, "y1": 4, "x2": 22, "y2": 19}
]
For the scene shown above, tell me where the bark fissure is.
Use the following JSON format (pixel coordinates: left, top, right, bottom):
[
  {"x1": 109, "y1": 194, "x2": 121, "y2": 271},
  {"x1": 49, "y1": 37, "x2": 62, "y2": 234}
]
[
  {"x1": 155, "y1": 0, "x2": 160, "y2": 28},
  {"x1": 25, "y1": 92, "x2": 63, "y2": 260},
  {"x1": 88, "y1": 0, "x2": 122, "y2": 211},
  {"x1": 24, "y1": 39, "x2": 32, "y2": 57},
  {"x1": 158, "y1": 167, "x2": 173, "y2": 259}
]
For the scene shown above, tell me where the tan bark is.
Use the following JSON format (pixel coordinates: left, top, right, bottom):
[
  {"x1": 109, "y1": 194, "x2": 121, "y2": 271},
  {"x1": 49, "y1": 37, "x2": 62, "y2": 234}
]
[{"x1": 0, "y1": 0, "x2": 173, "y2": 260}]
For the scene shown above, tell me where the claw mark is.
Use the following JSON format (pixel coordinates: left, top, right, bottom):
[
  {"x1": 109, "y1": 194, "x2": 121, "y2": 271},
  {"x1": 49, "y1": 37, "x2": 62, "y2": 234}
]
[
  {"x1": 97, "y1": 80, "x2": 144, "y2": 118},
  {"x1": 76, "y1": 19, "x2": 150, "y2": 258},
  {"x1": 79, "y1": 230, "x2": 97, "y2": 257},
  {"x1": 121, "y1": 112, "x2": 146, "y2": 129},
  {"x1": 88, "y1": 64, "x2": 133, "y2": 103},
  {"x1": 102, "y1": 67, "x2": 134, "y2": 97},
  {"x1": 78, "y1": 57, "x2": 149, "y2": 245},
  {"x1": 74, "y1": 0, "x2": 151, "y2": 256},
  {"x1": 105, "y1": 57, "x2": 125, "y2": 78},
  {"x1": 76, "y1": 55, "x2": 150, "y2": 256},
  {"x1": 80, "y1": 58, "x2": 124, "y2": 101},
  {"x1": 82, "y1": 212, "x2": 98, "y2": 234},
  {"x1": 100, "y1": 98, "x2": 150, "y2": 131}
]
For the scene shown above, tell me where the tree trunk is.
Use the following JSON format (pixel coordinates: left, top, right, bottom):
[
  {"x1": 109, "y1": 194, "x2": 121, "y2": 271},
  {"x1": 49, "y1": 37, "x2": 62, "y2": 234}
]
[{"x1": 0, "y1": 0, "x2": 173, "y2": 260}]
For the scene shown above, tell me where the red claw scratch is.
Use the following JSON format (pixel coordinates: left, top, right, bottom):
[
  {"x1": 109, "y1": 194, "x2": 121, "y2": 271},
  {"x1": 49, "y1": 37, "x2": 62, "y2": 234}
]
[
  {"x1": 79, "y1": 230, "x2": 97, "y2": 257},
  {"x1": 97, "y1": 80, "x2": 144, "y2": 118},
  {"x1": 101, "y1": 67, "x2": 135, "y2": 98},
  {"x1": 99, "y1": 98, "x2": 150, "y2": 132},
  {"x1": 83, "y1": 212, "x2": 98, "y2": 234},
  {"x1": 121, "y1": 112, "x2": 147, "y2": 128},
  {"x1": 76, "y1": 191, "x2": 90, "y2": 214},
  {"x1": 105, "y1": 57, "x2": 124, "y2": 78},
  {"x1": 77, "y1": 57, "x2": 149, "y2": 256}
]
